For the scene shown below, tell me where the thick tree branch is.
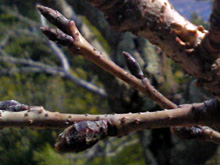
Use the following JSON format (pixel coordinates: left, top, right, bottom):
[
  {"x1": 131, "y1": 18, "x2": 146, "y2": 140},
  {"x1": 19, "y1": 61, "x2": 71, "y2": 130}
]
[
  {"x1": 198, "y1": 0, "x2": 220, "y2": 62},
  {"x1": 87, "y1": 0, "x2": 220, "y2": 97}
]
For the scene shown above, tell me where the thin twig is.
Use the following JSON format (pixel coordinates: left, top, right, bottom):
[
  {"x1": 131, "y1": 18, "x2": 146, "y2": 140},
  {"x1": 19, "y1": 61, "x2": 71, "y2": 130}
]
[
  {"x1": 37, "y1": 5, "x2": 175, "y2": 109},
  {"x1": 40, "y1": 14, "x2": 70, "y2": 72},
  {"x1": 37, "y1": 5, "x2": 220, "y2": 145}
]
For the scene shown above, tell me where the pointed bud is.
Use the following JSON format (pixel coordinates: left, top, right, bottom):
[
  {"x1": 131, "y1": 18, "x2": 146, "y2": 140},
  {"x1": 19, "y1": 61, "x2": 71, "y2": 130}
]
[
  {"x1": 37, "y1": 5, "x2": 71, "y2": 35},
  {"x1": 122, "y1": 51, "x2": 144, "y2": 79},
  {"x1": 40, "y1": 27, "x2": 73, "y2": 46},
  {"x1": 0, "y1": 100, "x2": 28, "y2": 112},
  {"x1": 55, "y1": 120, "x2": 108, "y2": 152}
]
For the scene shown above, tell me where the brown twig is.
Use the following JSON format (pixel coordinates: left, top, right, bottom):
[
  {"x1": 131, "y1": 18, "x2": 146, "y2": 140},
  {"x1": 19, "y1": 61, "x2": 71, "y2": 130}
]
[
  {"x1": 0, "y1": 99, "x2": 220, "y2": 152},
  {"x1": 0, "y1": 100, "x2": 219, "y2": 135},
  {"x1": 37, "y1": 5, "x2": 175, "y2": 109},
  {"x1": 37, "y1": 5, "x2": 220, "y2": 147},
  {"x1": 122, "y1": 51, "x2": 220, "y2": 143}
]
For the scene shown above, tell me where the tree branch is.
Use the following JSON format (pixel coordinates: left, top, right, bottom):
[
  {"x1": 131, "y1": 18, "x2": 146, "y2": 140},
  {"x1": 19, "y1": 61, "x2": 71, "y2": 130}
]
[
  {"x1": 87, "y1": 0, "x2": 220, "y2": 97},
  {"x1": 0, "y1": 99, "x2": 220, "y2": 152},
  {"x1": 37, "y1": 5, "x2": 220, "y2": 146},
  {"x1": 37, "y1": 5, "x2": 174, "y2": 108},
  {"x1": 198, "y1": 0, "x2": 220, "y2": 62}
]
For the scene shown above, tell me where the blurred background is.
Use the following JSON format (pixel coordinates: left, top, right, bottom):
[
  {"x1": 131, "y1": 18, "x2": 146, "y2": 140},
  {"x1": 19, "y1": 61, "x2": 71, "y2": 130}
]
[{"x1": 0, "y1": 0, "x2": 218, "y2": 164}]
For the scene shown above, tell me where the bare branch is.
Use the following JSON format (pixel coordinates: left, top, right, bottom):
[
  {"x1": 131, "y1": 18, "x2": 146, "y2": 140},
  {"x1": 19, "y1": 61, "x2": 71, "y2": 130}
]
[
  {"x1": 37, "y1": 5, "x2": 175, "y2": 109},
  {"x1": 172, "y1": 126, "x2": 220, "y2": 143},
  {"x1": 0, "y1": 5, "x2": 107, "y2": 97},
  {"x1": 122, "y1": 51, "x2": 220, "y2": 143},
  {"x1": 0, "y1": 99, "x2": 220, "y2": 152},
  {"x1": 37, "y1": 5, "x2": 220, "y2": 145},
  {"x1": 0, "y1": 50, "x2": 58, "y2": 69}
]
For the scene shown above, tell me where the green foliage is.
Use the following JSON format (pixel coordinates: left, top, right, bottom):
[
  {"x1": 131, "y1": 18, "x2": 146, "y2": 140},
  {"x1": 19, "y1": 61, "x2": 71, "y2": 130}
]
[
  {"x1": 85, "y1": 140, "x2": 144, "y2": 165},
  {"x1": 34, "y1": 144, "x2": 73, "y2": 165}
]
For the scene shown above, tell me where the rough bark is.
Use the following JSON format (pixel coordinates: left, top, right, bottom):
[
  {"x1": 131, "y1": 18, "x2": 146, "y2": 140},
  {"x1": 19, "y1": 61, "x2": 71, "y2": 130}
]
[{"x1": 87, "y1": 0, "x2": 220, "y2": 97}]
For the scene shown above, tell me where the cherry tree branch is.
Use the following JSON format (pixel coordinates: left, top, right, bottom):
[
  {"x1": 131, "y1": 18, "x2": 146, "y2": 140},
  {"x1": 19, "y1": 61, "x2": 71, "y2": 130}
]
[
  {"x1": 36, "y1": 5, "x2": 220, "y2": 147},
  {"x1": 87, "y1": 0, "x2": 220, "y2": 97},
  {"x1": 198, "y1": 0, "x2": 220, "y2": 62},
  {"x1": 0, "y1": 99, "x2": 220, "y2": 152},
  {"x1": 122, "y1": 51, "x2": 220, "y2": 143},
  {"x1": 37, "y1": 5, "x2": 174, "y2": 109}
]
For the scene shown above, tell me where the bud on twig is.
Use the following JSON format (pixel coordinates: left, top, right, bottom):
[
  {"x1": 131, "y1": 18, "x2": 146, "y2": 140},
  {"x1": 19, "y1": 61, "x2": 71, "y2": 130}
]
[
  {"x1": 122, "y1": 51, "x2": 144, "y2": 79},
  {"x1": 0, "y1": 100, "x2": 28, "y2": 112},
  {"x1": 55, "y1": 120, "x2": 108, "y2": 152},
  {"x1": 37, "y1": 5, "x2": 71, "y2": 35},
  {"x1": 40, "y1": 27, "x2": 73, "y2": 46}
]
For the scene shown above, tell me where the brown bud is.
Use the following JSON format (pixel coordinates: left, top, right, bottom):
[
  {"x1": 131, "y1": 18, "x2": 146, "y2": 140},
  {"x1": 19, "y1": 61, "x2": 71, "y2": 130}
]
[
  {"x1": 37, "y1": 5, "x2": 71, "y2": 35},
  {"x1": 55, "y1": 120, "x2": 108, "y2": 152},
  {"x1": 122, "y1": 51, "x2": 144, "y2": 79},
  {"x1": 40, "y1": 27, "x2": 73, "y2": 47}
]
